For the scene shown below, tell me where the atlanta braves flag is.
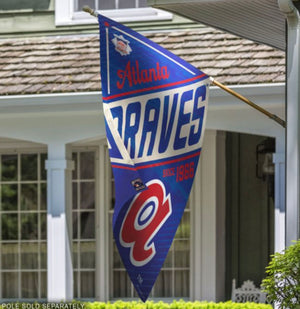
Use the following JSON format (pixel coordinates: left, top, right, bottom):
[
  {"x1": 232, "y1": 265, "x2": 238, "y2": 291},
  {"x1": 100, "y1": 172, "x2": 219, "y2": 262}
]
[{"x1": 98, "y1": 13, "x2": 209, "y2": 301}]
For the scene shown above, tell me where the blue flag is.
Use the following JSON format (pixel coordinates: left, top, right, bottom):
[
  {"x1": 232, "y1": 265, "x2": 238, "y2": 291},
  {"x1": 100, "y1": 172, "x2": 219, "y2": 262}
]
[{"x1": 98, "y1": 14, "x2": 210, "y2": 301}]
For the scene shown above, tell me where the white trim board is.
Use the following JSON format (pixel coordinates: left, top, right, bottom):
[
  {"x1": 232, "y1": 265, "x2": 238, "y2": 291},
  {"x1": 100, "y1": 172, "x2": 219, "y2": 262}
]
[{"x1": 0, "y1": 83, "x2": 285, "y2": 137}]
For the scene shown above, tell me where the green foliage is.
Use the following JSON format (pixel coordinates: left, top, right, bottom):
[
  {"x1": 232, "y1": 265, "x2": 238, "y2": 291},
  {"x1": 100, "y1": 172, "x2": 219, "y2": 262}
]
[
  {"x1": 0, "y1": 300, "x2": 273, "y2": 309},
  {"x1": 262, "y1": 239, "x2": 300, "y2": 309},
  {"x1": 83, "y1": 300, "x2": 272, "y2": 309}
]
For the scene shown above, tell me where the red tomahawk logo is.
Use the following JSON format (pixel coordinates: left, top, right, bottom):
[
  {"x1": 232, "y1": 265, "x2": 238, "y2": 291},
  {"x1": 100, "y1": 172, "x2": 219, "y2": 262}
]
[{"x1": 120, "y1": 179, "x2": 172, "y2": 266}]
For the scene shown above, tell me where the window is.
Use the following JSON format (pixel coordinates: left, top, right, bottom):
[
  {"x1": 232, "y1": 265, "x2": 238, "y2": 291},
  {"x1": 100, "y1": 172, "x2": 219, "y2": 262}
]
[
  {"x1": 72, "y1": 150, "x2": 96, "y2": 299},
  {"x1": 0, "y1": 0, "x2": 50, "y2": 11},
  {"x1": 55, "y1": 0, "x2": 172, "y2": 26},
  {"x1": 108, "y1": 164, "x2": 191, "y2": 299},
  {"x1": 0, "y1": 151, "x2": 47, "y2": 300},
  {"x1": 75, "y1": 0, "x2": 148, "y2": 11}
]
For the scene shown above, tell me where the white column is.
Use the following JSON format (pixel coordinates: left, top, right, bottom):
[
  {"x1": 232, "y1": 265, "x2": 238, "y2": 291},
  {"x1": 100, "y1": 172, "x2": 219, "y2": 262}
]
[
  {"x1": 273, "y1": 135, "x2": 286, "y2": 253},
  {"x1": 96, "y1": 144, "x2": 109, "y2": 301},
  {"x1": 278, "y1": 0, "x2": 300, "y2": 245},
  {"x1": 191, "y1": 130, "x2": 225, "y2": 301},
  {"x1": 286, "y1": 15, "x2": 300, "y2": 244},
  {"x1": 200, "y1": 130, "x2": 217, "y2": 301},
  {"x1": 46, "y1": 143, "x2": 74, "y2": 301}
]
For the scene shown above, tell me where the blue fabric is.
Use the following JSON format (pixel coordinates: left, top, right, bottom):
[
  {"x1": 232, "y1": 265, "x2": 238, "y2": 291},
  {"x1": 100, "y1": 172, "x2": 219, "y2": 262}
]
[{"x1": 98, "y1": 13, "x2": 210, "y2": 301}]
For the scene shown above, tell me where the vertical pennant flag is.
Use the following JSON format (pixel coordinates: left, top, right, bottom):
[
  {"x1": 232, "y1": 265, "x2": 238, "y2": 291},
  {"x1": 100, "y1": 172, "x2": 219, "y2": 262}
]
[{"x1": 98, "y1": 13, "x2": 210, "y2": 301}]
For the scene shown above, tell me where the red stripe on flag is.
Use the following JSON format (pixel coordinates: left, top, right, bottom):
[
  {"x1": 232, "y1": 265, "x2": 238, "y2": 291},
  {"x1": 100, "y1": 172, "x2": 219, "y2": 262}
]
[
  {"x1": 111, "y1": 151, "x2": 201, "y2": 171},
  {"x1": 103, "y1": 74, "x2": 207, "y2": 101}
]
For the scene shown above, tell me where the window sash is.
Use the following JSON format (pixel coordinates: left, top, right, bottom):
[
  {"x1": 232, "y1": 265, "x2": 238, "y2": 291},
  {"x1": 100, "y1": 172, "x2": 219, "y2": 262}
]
[
  {"x1": 0, "y1": 151, "x2": 47, "y2": 300},
  {"x1": 72, "y1": 150, "x2": 97, "y2": 300},
  {"x1": 55, "y1": 0, "x2": 172, "y2": 26}
]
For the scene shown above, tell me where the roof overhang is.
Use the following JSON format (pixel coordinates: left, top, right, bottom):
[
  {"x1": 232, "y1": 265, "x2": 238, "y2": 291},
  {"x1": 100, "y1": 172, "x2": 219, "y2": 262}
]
[
  {"x1": 0, "y1": 83, "x2": 285, "y2": 137},
  {"x1": 148, "y1": 0, "x2": 286, "y2": 50}
]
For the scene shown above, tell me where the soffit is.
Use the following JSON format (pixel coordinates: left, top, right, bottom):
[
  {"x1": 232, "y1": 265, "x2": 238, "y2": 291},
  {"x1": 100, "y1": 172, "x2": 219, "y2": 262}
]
[{"x1": 148, "y1": 0, "x2": 286, "y2": 50}]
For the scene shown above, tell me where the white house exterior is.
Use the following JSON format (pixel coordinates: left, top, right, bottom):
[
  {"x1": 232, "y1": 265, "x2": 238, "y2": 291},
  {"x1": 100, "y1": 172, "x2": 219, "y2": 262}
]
[{"x1": 0, "y1": 0, "x2": 286, "y2": 303}]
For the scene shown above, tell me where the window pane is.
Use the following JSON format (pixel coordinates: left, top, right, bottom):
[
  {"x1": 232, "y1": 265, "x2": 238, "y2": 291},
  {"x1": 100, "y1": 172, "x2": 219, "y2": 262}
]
[
  {"x1": 113, "y1": 271, "x2": 131, "y2": 298},
  {"x1": 21, "y1": 243, "x2": 38, "y2": 269},
  {"x1": 80, "y1": 152, "x2": 95, "y2": 179},
  {"x1": 2, "y1": 243, "x2": 18, "y2": 269},
  {"x1": 80, "y1": 271, "x2": 95, "y2": 298},
  {"x1": 73, "y1": 212, "x2": 78, "y2": 239},
  {"x1": 41, "y1": 271, "x2": 47, "y2": 298},
  {"x1": 162, "y1": 243, "x2": 173, "y2": 268},
  {"x1": 40, "y1": 153, "x2": 47, "y2": 181},
  {"x1": 138, "y1": 0, "x2": 148, "y2": 7},
  {"x1": 80, "y1": 212, "x2": 95, "y2": 239},
  {"x1": 40, "y1": 213, "x2": 47, "y2": 240},
  {"x1": 174, "y1": 240, "x2": 190, "y2": 268},
  {"x1": 21, "y1": 184, "x2": 38, "y2": 210},
  {"x1": 73, "y1": 271, "x2": 78, "y2": 298},
  {"x1": 2, "y1": 214, "x2": 18, "y2": 240},
  {"x1": 1, "y1": 154, "x2": 18, "y2": 181},
  {"x1": 40, "y1": 242, "x2": 47, "y2": 269},
  {"x1": 41, "y1": 183, "x2": 47, "y2": 210},
  {"x1": 2, "y1": 272, "x2": 18, "y2": 298},
  {"x1": 119, "y1": 0, "x2": 136, "y2": 9},
  {"x1": 72, "y1": 152, "x2": 78, "y2": 180},
  {"x1": 2, "y1": 184, "x2": 18, "y2": 211},
  {"x1": 175, "y1": 211, "x2": 190, "y2": 238},
  {"x1": 113, "y1": 243, "x2": 122, "y2": 268},
  {"x1": 98, "y1": 0, "x2": 115, "y2": 10},
  {"x1": 153, "y1": 270, "x2": 172, "y2": 297},
  {"x1": 73, "y1": 242, "x2": 78, "y2": 269},
  {"x1": 21, "y1": 154, "x2": 37, "y2": 181},
  {"x1": 21, "y1": 213, "x2": 38, "y2": 240},
  {"x1": 21, "y1": 272, "x2": 38, "y2": 298},
  {"x1": 80, "y1": 182, "x2": 95, "y2": 209},
  {"x1": 77, "y1": 0, "x2": 95, "y2": 11},
  {"x1": 73, "y1": 183, "x2": 78, "y2": 209},
  {"x1": 80, "y1": 241, "x2": 95, "y2": 269},
  {"x1": 175, "y1": 270, "x2": 189, "y2": 297}
]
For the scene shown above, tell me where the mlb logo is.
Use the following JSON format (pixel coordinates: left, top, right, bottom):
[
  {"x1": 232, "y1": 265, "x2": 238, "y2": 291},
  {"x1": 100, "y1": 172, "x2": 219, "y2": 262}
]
[{"x1": 112, "y1": 34, "x2": 132, "y2": 56}]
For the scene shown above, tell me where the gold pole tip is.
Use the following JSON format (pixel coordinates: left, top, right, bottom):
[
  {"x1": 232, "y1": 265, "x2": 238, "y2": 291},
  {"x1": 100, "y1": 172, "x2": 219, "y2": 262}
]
[{"x1": 82, "y1": 6, "x2": 97, "y2": 16}]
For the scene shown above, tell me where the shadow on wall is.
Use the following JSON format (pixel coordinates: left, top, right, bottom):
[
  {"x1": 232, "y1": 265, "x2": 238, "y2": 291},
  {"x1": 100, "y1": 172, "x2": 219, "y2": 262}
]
[{"x1": 0, "y1": 0, "x2": 51, "y2": 11}]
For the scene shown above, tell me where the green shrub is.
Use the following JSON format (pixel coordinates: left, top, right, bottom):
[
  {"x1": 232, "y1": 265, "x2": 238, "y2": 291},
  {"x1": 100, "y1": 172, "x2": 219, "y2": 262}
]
[
  {"x1": 262, "y1": 239, "x2": 300, "y2": 309},
  {"x1": 0, "y1": 300, "x2": 273, "y2": 309},
  {"x1": 84, "y1": 300, "x2": 272, "y2": 309}
]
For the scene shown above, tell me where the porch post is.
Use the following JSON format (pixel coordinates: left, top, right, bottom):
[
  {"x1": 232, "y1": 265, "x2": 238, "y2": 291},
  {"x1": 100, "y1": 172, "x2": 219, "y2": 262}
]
[
  {"x1": 278, "y1": 0, "x2": 300, "y2": 245},
  {"x1": 46, "y1": 143, "x2": 74, "y2": 301},
  {"x1": 191, "y1": 130, "x2": 225, "y2": 301},
  {"x1": 273, "y1": 135, "x2": 285, "y2": 252}
]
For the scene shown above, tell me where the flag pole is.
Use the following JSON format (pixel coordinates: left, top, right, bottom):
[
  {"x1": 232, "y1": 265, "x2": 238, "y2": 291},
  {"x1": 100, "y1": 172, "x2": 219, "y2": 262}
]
[
  {"x1": 210, "y1": 78, "x2": 286, "y2": 128},
  {"x1": 82, "y1": 6, "x2": 286, "y2": 128}
]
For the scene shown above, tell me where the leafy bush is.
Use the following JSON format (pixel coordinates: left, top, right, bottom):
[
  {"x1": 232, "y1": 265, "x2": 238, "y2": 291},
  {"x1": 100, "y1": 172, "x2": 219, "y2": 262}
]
[
  {"x1": 84, "y1": 300, "x2": 272, "y2": 309},
  {"x1": 262, "y1": 239, "x2": 300, "y2": 308},
  {"x1": 0, "y1": 300, "x2": 273, "y2": 309}
]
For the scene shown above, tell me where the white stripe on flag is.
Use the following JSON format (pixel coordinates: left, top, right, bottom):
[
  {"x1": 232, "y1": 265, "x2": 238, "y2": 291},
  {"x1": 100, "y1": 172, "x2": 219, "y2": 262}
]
[{"x1": 112, "y1": 26, "x2": 196, "y2": 76}]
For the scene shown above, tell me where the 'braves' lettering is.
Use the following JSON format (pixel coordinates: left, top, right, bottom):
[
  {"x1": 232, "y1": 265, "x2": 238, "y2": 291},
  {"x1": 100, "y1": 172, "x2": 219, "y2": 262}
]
[
  {"x1": 109, "y1": 84, "x2": 206, "y2": 160},
  {"x1": 119, "y1": 180, "x2": 172, "y2": 267}
]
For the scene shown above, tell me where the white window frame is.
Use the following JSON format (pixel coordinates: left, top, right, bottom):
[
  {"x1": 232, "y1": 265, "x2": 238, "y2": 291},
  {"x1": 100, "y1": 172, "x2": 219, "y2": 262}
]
[
  {"x1": 71, "y1": 147, "x2": 98, "y2": 301},
  {"x1": 0, "y1": 147, "x2": 47, "y2": 301},
  {"x1": 55, "y1": 0, "x2": 173, "y2": 26}
]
